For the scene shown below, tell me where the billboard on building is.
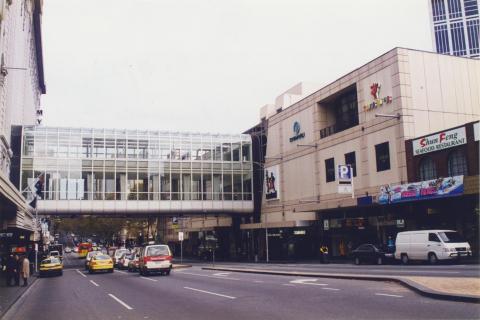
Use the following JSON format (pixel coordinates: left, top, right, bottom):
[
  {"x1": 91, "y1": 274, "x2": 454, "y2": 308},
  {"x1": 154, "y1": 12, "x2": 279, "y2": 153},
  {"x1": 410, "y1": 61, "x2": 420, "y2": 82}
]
[
  {"x1": 378, "y1": 176, "x2": 464, "y2": 205},
  {"x1": 265, "y1": 166, "x2": 280, "y2": 200},
  {"x1": 412, "y1": 127, "x2": 466, "y2": 156}
]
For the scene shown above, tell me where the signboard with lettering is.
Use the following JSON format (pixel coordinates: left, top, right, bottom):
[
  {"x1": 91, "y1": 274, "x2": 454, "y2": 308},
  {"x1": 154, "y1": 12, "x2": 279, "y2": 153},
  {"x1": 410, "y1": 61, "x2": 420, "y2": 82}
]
[
  {"x1": 289, "y1": 121, "x2": 305, "y2": 142},
  {"x1": 337, "y1": 165, "x2": 354, "y2": 196},
  {"x1": 378, "y1": 175, "x2": 463, "y2": 204},
  {"x1": 412, "y1": 127, "x2": 466, "y2": 156}
]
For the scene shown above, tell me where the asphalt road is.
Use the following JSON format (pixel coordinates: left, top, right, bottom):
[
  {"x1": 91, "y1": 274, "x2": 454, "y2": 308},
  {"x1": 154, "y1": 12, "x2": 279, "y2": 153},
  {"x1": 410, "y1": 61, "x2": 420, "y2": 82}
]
[{"x1": 4, "y1": 263, "x2": 479, "y2": 319}]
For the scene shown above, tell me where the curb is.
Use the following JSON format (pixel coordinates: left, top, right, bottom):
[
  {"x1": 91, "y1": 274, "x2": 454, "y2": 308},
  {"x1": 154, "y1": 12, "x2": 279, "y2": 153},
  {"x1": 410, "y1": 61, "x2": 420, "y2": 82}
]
[
  {"x1": 0, "y1": 275, "x2": 39, "y2": 318},
  {"x1": 201, "y1": 266, "x2": 480, "y2": 304}
]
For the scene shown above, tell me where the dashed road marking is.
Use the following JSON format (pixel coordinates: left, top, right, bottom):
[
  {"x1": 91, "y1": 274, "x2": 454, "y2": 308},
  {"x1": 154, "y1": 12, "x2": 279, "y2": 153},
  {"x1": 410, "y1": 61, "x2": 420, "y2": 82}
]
[
  {"x1": 322, "y1": 288, "x2": 340, "y2": 291},
  {"x1": 212, "y1": 272, "x2": 230, "y2": 277},
  {"x1": 253, "y1": 280, "x2": 264, "y2": 283},
  {"x1": 140, "y1": 276, "x2": 158, "y2": 282},
  {"x1": 184, "y1": 287, "x2": 236, "y2": 299},
  {"x1": 290, "y1": 279, "x2": 328, "y2": 286},
  {"x1": 89, "y1": 280, "x2": 99, "y2": 287},
  {"x1": 375, "y1": 293, "x2": 403, "y2": 298},
  {"x1": 75, "y1": 269, "x2": 87, "y2": 278},
  {"x1": 282, "y1": 284, "x2": 295, "y2": 286},
  {"x1": 179, "y1": 272, "x2": 241, "y2": 281},
  {"x1": 108, "y1": 293, "x2": 133, "y2": 310}
]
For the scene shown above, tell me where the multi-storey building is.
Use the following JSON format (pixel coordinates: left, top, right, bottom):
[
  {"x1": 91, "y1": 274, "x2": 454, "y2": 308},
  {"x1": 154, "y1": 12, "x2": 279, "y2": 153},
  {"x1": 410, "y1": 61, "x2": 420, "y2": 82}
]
[
  {"x1": 429, "y1": 0, "x2": 479, "y2": 58},
  {"x1": 239, "y1": 48, "x2": 479, "y2": 261},
  {"x1": 0, "y1": 0, "x2": 45, "y2": 255}
]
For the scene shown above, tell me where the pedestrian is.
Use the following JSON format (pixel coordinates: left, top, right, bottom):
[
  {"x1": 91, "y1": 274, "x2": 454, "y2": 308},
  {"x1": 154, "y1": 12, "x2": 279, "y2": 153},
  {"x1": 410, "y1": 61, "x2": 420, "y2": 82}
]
[
  {"x1": 5, "y1": 254, "x2": 17, "y2": 286},
  {"x1": 21, "y1": 255, "x2": 30, "y2": 286},
  {"x1": 319, "y1": 245, "x2": 329, "y2": 264},
  {"x1": 387, "y1": 236, "x2": 395, "y2": 254},
  {"x1": 14, "y1": 254, "x2": 20, "y2": 286}
]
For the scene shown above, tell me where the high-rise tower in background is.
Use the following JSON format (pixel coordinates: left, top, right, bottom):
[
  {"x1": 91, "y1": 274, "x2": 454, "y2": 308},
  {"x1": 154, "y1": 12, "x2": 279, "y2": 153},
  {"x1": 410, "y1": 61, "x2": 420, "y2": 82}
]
[{"x1": 429, "y1": 0, "x2": 479, "y2": 58}]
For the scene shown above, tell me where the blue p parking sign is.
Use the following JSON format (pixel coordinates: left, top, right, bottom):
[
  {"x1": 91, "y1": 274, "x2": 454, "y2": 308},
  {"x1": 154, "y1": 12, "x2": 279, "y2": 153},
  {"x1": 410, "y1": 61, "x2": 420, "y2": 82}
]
[{"x1": 338, "y1": 165, "x2": 352, "y2": 182}]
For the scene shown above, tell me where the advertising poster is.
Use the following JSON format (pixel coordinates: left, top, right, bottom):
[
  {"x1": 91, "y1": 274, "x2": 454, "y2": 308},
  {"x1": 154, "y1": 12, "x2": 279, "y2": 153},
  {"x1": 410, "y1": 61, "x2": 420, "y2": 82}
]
[
  {"x1": 265, "y1": 166, "x2": 280, "y2": 200},
  {"x1": 378, "y1": 176, "x2": 464, "y2": 205}
]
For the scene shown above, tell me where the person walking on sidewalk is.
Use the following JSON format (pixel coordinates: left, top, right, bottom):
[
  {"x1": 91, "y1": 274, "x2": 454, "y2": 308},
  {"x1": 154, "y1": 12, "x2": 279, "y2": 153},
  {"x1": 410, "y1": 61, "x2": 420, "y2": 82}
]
[
  {"x1": 20, "y1": 255, "x2": 30, "y2": 286},
  {"x1": 14, "y1": 254, "x2": 21, "y2": 286},
  {"x1": 5, "y1": 254, "x2": 17, "y2": 286}
]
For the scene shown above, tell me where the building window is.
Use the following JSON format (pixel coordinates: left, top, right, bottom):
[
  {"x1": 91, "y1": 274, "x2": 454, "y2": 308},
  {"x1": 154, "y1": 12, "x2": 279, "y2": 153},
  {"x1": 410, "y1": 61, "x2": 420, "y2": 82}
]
[
  {"x1": 375, "y1": 142, "x2": 390, "y2": 172},
  {"x1": 432, "y1": 0, "x2": 447, "y2": 21},
  {"x1": 448, "y1": 149, "x2": 468, "y2": 176},
  {"x1": 448, "y1": 0, "x2": 463, "y2": 19},
  {"x1": 467, "y1": 19, "x2": 480, "y2": 56},
  {"x1": 419, "y1": 157, "x2": 437, "y2": 181},
  {"x1": 334, "y1": 89, "x2": 358, "y2": 132},
  {"x1": 325, "y1": 158, "x2": 335, "y2": 183},
  {"x1": 464, "y1": 0, "x2": 479, "y2": 16},
  {"x1": 435, "y1": 24, "x2": 451, "y2": 53},
  {"x1": 344, "y1": 152, "x2": 357, "y2": 177},
  {"x1": 451, "y1": 22, "x2": 467, "y2": 56}
]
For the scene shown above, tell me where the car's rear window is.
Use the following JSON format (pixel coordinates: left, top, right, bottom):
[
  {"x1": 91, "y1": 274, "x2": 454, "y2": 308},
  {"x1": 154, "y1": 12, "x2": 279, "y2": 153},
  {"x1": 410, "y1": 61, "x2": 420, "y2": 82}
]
[
  {"x1": 146, "y1": 246, "x2": 169, "y2": 256},
  {"x1": 95, "y1": 255, "x2": 110, "y2": 260}
]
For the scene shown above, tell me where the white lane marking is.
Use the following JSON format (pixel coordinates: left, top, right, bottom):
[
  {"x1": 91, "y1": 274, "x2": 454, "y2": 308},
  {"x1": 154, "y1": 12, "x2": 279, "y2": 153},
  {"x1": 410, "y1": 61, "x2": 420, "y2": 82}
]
[
  {"x1": 184, "y1": 287, "x2": 236, "y2": 299},
  {"x1": 290, "y1": 279, "x2": 328, "y2": 286},
  {"x1": 212, "y1": 272, "x2": 230, "y2": 277},
  {"x1": 322, "y1": 288, "x2": 340, "y2": 291},
  {"x1": 76, "y1": 269, "x2": 87, "y2": 278},
  {"x1": 375, "y1": 293, "x2": 403, "y2": 298},
  {"x1": 179, "y1": 272, "x2": 241, "y2": 281},
  {"x1": 89, "y1": 280, "x2": 99, "y2": 287},
  {"x1": 282, "y1": 284, "x2": 295, "y2": 286},
  {"x1": 108, "y1": 293, "x2": 133, "y2": 310},
  {"x1": 115, "y1": 270, "x2": 128, "y2": 274},
  {"x1": 254, "y1": 280, "x2": 264, "y2": 283},
  {"x1": 140, "y1": 276, "x2": 158, "y2": 282}
]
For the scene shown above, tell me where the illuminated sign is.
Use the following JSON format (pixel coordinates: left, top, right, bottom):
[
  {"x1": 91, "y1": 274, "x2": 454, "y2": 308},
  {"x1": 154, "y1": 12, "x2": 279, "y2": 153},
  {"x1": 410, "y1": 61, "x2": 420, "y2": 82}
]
[
  {"x1": 412, "y1": 127, "x2": 466, "y2": 156},
  {"x1": 363, "y1": 83, "x2": 392, "y2": 112}
]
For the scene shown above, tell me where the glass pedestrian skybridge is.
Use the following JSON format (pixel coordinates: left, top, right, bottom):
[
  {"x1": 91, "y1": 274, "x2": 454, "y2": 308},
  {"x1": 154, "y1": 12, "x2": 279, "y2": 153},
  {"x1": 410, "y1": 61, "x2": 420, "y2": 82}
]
[{"x1": 20, "y1": 126, "x2": 253, "y2": 215}]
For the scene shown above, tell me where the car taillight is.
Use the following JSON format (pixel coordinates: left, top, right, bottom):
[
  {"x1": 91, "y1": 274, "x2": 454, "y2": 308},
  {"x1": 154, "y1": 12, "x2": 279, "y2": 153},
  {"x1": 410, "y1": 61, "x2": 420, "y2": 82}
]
[
  {"x1": 165, "y1": 256, "x2": 172, "y2": 261},
  {"x1": 143, "y1": 256, "x2": 151, "y2": 264}
]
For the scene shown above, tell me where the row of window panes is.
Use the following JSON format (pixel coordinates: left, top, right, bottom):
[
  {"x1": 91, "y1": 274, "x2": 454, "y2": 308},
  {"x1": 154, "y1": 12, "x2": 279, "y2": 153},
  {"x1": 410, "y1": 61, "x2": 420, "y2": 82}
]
[
  {"x1": 467, "y1": 19, "x2": 480, "y2": 54},
  {"x1": 451, "y1": 21, "x2": 468, "y2": 55},
  {"x1": 26, "y1": 191, "x2": 252, "y2": 201},
  {"x1": 418, "y1": 150, "x2": 468, "y2": 180},
  {"x1": 435, "y1": 24, "x2": 451, "y2": 53},
  {"x1": 434, "y1": 20, "x2": 479, "y2": 55},
  {"x1": 22, "y1": 171, "x2": 252, "y2": 200},
  {"x1": 23, "y1": 138, "x2": 251, "y2": 162}
]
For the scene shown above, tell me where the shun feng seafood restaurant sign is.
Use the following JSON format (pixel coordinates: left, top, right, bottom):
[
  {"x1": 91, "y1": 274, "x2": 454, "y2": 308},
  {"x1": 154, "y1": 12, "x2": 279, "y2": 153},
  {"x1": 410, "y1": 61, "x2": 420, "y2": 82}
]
[{"x1": 412, "y1": 127, "x2": 466, "y2": 156}]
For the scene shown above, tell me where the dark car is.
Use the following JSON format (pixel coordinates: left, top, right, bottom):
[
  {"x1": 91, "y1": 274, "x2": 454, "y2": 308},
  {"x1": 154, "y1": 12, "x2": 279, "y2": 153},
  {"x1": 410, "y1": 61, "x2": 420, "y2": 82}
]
[{"x1": 351, "y1": 244, "x2": 393, "y2": 265}]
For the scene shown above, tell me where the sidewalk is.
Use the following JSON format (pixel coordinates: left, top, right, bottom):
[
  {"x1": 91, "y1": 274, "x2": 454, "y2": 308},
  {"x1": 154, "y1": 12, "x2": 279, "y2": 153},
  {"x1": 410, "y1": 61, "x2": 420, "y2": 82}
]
[
  {"x1": 202, "y1": 265, "x2": 480, "y2": 303},
  {"x1": 0, "y1": 274, "x2": 38, "y2": 318}
]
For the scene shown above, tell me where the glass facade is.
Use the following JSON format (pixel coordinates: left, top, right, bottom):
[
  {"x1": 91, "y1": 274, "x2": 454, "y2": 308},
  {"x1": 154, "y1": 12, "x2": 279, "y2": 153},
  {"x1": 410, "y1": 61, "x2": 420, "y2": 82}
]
[{"x1": 21, "y1": 127, "x2": 253, "y2": 203}]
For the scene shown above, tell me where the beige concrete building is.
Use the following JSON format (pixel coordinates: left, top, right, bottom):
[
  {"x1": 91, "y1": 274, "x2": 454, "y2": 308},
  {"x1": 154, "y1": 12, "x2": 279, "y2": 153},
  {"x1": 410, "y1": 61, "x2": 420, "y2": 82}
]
[{"x1": 240, "y1": 47, "x2": 479, "y2": 260}]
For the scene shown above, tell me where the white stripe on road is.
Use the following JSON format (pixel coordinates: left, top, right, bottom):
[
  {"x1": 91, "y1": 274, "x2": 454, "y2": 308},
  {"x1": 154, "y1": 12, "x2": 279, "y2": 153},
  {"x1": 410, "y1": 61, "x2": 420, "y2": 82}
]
[
  {"x1": 254, "y1": 280, "x2": 264, "y2": 283},
  {"x1": 108, "y1": 293, "x2": 133, "y2": 310},
  {"x1": 89, "y1": 280, "x2": 99, "y2": 287},
  {"x1": 140, "y1": 276, "x2": 158, "y2": 282},
  {"x1": 282, "y1": 284, "x2": 296, "y2": 287},
  {"x1": 75, "y1": 269, "x2": 87, "y2": 278},
  {"x1": 322, "y1": 288, "x2": 340, "y2": 291},
  {"x1": 375, "y1": 293, "x2": 403, "y2": 298},
  {"x1": 115, "y1": 270, "x2": 128, "y2": 274},
  {"x1": 212, "y1": 272, "x2": 230, "y2": 277},
  {"x1": 370, "y1": 269, "x2": 460, "y2": 274},
  {"x1": 179, "y1": 272, "x2": 241, "y2": 281},
  {"x1": 184, "y1": 287, "x2": 236, "y2": 299}
]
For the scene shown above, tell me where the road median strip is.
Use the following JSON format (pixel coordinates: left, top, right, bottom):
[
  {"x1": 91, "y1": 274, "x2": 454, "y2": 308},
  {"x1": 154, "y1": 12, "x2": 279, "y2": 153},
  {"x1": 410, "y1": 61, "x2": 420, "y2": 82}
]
[{"x1": 201, "y1": 266, "x2": 480, "y2": 304}]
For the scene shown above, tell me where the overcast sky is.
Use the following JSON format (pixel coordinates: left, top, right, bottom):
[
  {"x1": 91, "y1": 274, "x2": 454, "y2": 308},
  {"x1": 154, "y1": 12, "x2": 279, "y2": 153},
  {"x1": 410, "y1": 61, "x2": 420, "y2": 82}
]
[{"x1": 41, "y1": 0, "x2": 432, "y2": 134}]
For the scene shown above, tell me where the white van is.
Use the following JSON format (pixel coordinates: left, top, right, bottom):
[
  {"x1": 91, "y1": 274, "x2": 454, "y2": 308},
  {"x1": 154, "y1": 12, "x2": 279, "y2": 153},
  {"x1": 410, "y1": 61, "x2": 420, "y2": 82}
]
[{"x1": 394, "y1": 230, "x2": 472, "y2": 264}]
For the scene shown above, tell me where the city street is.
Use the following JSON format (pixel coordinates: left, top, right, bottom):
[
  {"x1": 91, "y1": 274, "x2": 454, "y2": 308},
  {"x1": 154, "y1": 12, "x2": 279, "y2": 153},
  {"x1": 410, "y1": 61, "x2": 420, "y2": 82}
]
[{"x1": 3, "y1": 256, "x2": 479, "y2": 320}]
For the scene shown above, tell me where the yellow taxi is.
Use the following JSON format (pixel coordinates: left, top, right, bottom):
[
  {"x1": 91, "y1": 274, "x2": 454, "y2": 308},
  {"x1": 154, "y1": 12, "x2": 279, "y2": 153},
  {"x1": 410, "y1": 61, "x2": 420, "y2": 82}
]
[
  {"x1": 39, "y1": 257, "x2": 63, "y2": 277},
  {"x1": 88, "y1": 254, "x2": 114, "y2": 274}
]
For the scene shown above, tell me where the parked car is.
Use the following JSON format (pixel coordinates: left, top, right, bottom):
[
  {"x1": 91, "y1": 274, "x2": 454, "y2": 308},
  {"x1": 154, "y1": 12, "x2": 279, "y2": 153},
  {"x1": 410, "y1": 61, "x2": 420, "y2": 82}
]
[
  {"x1": 113, "y1": 248, "x2": 129, "y2": 268},
  {"x1": 394, "y1": 230, "x2": 472, "y2": 264},
  {"x1": 138, "y1": 244, "x2": 172, "y2": 276},
  {"x1": 351, "y1": 244, "x2": 392, "y2": 265},
  {"x1": 128, "y1": 254, "x2": 140, "y2": 272},
  {"x1": 85, "y1": 251, "x2": 101, "y2": 270},
  {"x1": 88, "y1": 254, "x2": 114, "y2": 274},
  {"x1": 39, "y1": 257, "x2": 63, "y2": 277}
]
